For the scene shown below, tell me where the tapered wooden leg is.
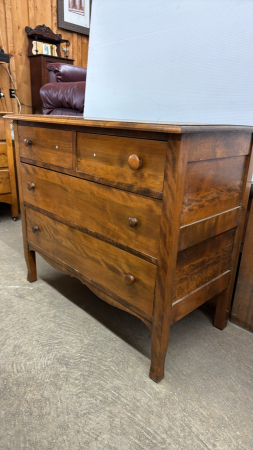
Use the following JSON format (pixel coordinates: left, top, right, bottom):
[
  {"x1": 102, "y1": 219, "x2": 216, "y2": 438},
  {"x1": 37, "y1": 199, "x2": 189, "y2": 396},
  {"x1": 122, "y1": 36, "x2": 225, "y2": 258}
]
[
  {"x1": 10, "y1": 203, "x2": 19, "y2": 221},
  {"x1": 213, "y1": 288, "x2": 230, "y2": 330},
  {"x1": 25, "y1": 248, "x2": 37, "y2": 282},
  {"x1": 149, "y1": 322, "x2": 171, "y2": 382}
]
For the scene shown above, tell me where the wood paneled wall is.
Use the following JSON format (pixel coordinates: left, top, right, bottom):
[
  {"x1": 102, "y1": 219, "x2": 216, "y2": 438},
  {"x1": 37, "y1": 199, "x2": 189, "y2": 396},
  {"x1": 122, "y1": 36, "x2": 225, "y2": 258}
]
[{"x1": 0, "y1": 0, "x2": 89, "y2": 114}]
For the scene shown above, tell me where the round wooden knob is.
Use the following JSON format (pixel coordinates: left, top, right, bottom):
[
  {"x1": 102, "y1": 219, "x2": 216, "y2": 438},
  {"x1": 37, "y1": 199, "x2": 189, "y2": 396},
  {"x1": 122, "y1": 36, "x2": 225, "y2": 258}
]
[
  {"x1": 124, "y1": 274, "x2": 135, "y2": 285},
  {"x1": 27, "y1": 181, "x2": 35, "y2": 190},
  {"x1": 32, "y1": 225, "x2": 39, "y2": 233},
  {"x1": 24, "y1": 139, "x2": 32, "y2": 147},
  {"x1": 128, "y1": 218, "x2": 138, "y2": 227},
  {"x1": 128, "y1": 154, "x2": 142, "y2": 170}
]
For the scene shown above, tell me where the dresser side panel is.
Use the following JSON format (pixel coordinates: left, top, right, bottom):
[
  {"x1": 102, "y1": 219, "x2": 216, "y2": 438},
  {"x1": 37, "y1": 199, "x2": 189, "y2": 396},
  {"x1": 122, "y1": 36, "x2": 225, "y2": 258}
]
[{"x1": 173, "y1": 131, "x2": 253, "y2": 324}]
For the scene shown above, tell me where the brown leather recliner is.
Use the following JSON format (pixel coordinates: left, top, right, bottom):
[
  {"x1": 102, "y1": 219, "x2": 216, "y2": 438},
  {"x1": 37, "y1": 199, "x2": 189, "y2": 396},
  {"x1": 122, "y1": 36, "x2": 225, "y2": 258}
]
[{"x1": 40, "y1": 63, "x2": 86, "y2": 116}]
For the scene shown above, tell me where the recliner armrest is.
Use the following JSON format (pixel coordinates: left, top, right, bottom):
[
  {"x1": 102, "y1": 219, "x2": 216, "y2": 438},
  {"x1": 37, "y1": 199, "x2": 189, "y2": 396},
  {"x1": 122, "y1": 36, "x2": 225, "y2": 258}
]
[
  {"x1": 40, "y1": 81, "x2": 86, "y2": 114},
  {"x1": 47, "y1": 63, "x2": 87, "y2": 83}
]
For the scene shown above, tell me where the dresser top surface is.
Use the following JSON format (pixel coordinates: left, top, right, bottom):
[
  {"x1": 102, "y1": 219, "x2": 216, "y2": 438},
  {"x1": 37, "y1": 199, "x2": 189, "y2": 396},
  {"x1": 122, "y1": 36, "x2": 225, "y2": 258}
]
[
  {"x1": 4, "y1": 114, "x2": 253, "y2": 134},
  {"x1": 0, "y1": 112, "x2": 13, "y2": 117}
]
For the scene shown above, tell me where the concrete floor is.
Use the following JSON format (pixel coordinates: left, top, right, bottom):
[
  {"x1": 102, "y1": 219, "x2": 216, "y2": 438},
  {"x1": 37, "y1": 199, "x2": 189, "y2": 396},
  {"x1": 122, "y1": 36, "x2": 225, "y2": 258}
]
[{"x1": 0, "y1": 203, "x2": 253, "y2": 450}]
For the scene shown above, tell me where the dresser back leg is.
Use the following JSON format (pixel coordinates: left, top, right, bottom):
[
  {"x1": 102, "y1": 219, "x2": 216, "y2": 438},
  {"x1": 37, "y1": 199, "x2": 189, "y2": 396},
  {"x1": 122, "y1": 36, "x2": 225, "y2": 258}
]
[
  {"x1": 213, "y1": 288, "x2": 230, "y2": 330},
  {"x1": 25, "y1": 248, "x2": 37, "y2": 283}
]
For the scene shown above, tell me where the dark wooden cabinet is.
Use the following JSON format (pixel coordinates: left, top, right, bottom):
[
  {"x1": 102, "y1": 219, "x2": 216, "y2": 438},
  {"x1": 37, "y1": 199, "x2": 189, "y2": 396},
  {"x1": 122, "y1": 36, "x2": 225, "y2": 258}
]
[
  {"x1": 29, "y1": 55, "x2": 74, "y2": 111},
  {"x1": 25, "y1": 25, "x2": 73, "y2": 112},
  {"x1": 7, "y1": 114, "x2": 253, "y2": 382}
]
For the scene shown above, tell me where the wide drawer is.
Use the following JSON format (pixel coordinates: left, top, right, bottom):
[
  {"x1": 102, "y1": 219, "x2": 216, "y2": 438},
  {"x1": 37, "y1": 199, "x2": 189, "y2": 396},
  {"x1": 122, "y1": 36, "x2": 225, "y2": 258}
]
[
  {"x1": 18, "y1": 126, "x2": 73, "y2": 169},
  {"x1": 76, "y1": 133, "x2": 167, "y2": 195},
  {"x1": 21, "y1": 163, "x2": 162, "y2": 259},
  {"x1": 0, "y1": 169, "x2": 11, "y2": 194},
  {"x1": 26, "y1": 207, "x2": 156, "y2": 318}
]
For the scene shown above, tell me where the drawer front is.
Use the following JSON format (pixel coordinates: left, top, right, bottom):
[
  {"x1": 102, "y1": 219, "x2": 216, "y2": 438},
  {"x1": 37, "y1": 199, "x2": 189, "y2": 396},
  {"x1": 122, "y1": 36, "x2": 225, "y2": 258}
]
[
  {"x1": 21, "y1": 163, "x2": 162, "y2": 259},
  {"x1": 26, "y1": 208, "x2": 156, "y2": 318},
  {"x1": 18, "y1": 126, "x2": 73, "y2": 169},
  {"x1": 0, "y1": 142, "x2": 8, "y2": 168},
  {"x1": 76, "y1": 133, "x2": 167, "y2": 194},
  {"x1": 0, "y1": 169, "x2": 11, "y2": 194}
]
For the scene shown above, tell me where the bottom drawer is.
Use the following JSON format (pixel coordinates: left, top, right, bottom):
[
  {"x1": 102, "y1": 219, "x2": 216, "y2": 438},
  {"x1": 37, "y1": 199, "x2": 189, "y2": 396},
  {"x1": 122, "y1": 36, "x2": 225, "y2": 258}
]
[
  {"x1": 26, "y1": 208, "x2": 156, "y2": 318},
  {"x1": 0, "y1": 169, "x2": 11, "y2": 195}
]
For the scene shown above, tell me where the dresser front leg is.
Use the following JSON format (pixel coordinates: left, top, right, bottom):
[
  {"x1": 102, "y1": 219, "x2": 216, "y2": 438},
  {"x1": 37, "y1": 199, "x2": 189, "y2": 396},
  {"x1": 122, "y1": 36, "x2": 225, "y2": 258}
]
[
  {"x1": 25, "y1": 248, "x2": 37, "y2": 282},
  {"x1": 149, "y1": 323, "x2": 171, "y2": 383}
]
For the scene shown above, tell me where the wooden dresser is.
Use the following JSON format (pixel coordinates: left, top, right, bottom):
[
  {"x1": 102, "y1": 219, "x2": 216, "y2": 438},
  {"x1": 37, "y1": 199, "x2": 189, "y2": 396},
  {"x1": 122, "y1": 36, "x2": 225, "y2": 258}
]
[
  {"x1": 0, "y1": 113, "x2": 18, "y2": 219},
  {"x1": 7, "y1": 115, "x2": 253, "y2": 382}
]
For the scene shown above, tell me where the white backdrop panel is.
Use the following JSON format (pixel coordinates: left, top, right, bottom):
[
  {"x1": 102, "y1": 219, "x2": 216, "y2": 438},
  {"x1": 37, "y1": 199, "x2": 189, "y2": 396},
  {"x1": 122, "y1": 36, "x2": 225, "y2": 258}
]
[{"x1": 84, "y1": 0, "x2": 253, "y2": 125}]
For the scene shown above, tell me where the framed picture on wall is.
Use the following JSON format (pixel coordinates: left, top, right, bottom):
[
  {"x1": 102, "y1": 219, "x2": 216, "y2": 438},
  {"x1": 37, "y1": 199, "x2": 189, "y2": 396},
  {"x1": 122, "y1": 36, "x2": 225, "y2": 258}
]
[{"x1": 58, "y1": 0, "x2": 91, "y2": 35}]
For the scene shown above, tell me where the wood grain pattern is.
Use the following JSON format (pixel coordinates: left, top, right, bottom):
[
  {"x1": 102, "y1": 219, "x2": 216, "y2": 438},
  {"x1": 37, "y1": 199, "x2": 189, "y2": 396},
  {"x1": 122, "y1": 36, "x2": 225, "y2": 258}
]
[
  {"x1": 0, "y1": 169, "x2": 11, "y2": 194},
  {"x1": 0, "y1": 120, "x2": 7, "y2": 141},
  {"x1": 77, "y1": 133, "x2": 167, "y2": 193},
  {"x1": 181, "y1": 156, "x2": 246, "y2": 226},
  {"x1": 12, "y1": 114, "x2": 183, "y2": 133},
  {"x1": 26, "y1": 207, "x2": 157, "y2": 318},
  {"x1": 174, "y1": 230, "x2": 235, "y2": 301},
  {"x1": 0, "y1": 116, "x2": 18, "y2": 218},
  {"x1": 18, "y1": 126, "x2": 73, "y2": 168},
  {"x1": 0, "y1": 192, "x2": 11, "y2": 203},
  {"x1": 150, "y1": 134, "x2": 189, "y2": 382},
  {"x1": 0, "y1": 1, "x2": 15, "y2": 112},
  {"x1": 231, "y1": 197, "x2": 253, "y2": 332},
  {"x1": 34, "y1": 0, "x2": 52, "y2": 26},
  {"x1": 0, "y1": 142, "x2": 8, "y2": 167},
  {"x1": 34, "y1": 250, "x2": 153, "y2": 329},
  {"x1": 4, "y1": 118, "x2": 19, "y2": 218},
  {"x1": 4, "y1": 114, "x2": 252, "y2": 133},
  {"x1": 12, "y1": 115, "x2": 253, "y2": 382},
  {"x1": 187, "y1": 131, "x2": 252, "y2": 162},
  {"x1": 178, "y1": 207, "x2": 240, "y2": 251},
  {"x1": 17, "y1": 120, "x2": 169, "y2": 142},
  {"x1": 21, "y1": 163, "x2": 162, "y2": 259},
  {"x1": 214, "y1": 138, "x2": 253, "y2": 330},
  {"x1": 171, "y1": 272, "x2": 230, "y2": 324},
  {"x1": 7, "y1": 0, "x2": 31, "y2": 114},
  {"x1": 12, "y1": 121, "x2": 37, "y2": 281},
  {"x1": 20, "y1": 156, "x2": 164, "y2": 200}
]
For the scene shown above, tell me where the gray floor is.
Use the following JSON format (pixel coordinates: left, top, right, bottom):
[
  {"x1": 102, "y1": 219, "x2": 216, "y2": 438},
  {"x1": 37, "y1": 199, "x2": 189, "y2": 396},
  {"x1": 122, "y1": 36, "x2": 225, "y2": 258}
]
[{"x1": 0, "y1": 203, "x2": 253, "y2": 450}]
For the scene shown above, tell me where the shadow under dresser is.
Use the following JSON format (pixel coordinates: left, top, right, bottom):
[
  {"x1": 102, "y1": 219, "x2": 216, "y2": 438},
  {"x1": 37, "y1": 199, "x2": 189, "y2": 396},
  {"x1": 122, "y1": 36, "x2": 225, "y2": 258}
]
[{"x1": 5, "y1": 114, "x2": 253, "y2": 382}]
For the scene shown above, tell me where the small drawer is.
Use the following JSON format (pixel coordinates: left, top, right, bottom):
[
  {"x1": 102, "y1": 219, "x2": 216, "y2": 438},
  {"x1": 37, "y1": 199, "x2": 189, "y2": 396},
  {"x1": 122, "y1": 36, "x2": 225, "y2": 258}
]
[
  {"x1": 21, "y1": 163, "x2": 162, "y2": 259},
  {"x1": 0, "y1": 169, "x2": 11, "y2": 194},
  {"x1": 26, "y1": 208, "x2": 156, "y2": 318},
  {"x1": 76, "y1": 133, "x2": 167, "y2": 195},
  {"x1": 18, "y1": 126, "x2": 73, "y2": 169}
]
